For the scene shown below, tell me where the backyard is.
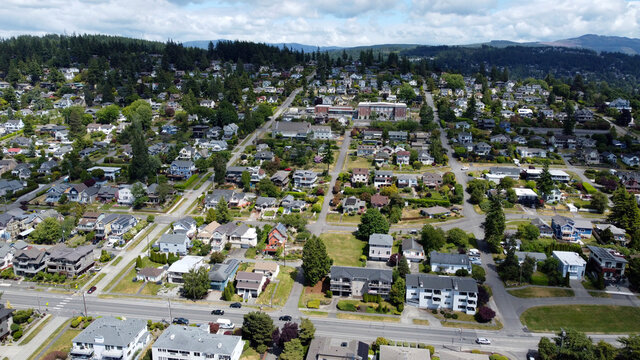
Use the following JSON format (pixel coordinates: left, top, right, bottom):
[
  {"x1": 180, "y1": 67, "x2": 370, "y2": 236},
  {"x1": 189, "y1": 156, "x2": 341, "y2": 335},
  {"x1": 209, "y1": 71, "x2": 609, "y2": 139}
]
[
  {"x1": 319, "y1": 232, "x2": 366, "y2": 267},
  {"x1": 521, "y1": 305, "x2": 640, "y2": 333}
]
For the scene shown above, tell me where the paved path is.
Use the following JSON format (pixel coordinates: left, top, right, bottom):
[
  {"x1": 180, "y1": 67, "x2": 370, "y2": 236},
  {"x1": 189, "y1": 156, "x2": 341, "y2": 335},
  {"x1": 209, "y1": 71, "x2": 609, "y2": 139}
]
[{"x1": 0, "y1": 315, "x2": 68, "y2": 360}]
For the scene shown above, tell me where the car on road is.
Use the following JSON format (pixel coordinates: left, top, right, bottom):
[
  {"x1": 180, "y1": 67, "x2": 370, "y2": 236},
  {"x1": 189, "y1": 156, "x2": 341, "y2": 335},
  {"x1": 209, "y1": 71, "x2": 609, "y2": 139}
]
[
  {"x1": 172, "y1": 317, "x2": 189, "y2": 325},
  {"x1": 87, "y1": 286, "x2": 97, "y2": 294},
  {"x1": 461, "y1": 166, "x2": 469, "y2": 170},
  {"x1": 476, "y1": 338, "x2": 491, "y2": 345},
  {"x1": 230, "y1": 302, "x2": 242, "y2": 308},
  {"x1": 211, "y1": 309, "x2": 224, "y2": 315},
  {"x1": 279, "y1": 315, "x2": 292, "y2": 321},
  {"x1": 216, "y1": 318, "x2": 235, "y2": 329}
]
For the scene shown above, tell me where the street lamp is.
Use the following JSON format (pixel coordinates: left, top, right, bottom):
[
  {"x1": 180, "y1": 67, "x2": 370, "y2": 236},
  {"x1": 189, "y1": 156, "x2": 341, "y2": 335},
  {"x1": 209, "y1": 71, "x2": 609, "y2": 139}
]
[{"x1": 560, "y1": 328, "x2": 566, "y2": 351}]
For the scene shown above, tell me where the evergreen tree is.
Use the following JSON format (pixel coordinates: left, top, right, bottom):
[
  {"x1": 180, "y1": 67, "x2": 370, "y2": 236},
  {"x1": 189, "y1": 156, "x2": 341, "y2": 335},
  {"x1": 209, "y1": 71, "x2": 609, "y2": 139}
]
[
  {"x1": 483, "y1": 197, "x2": 505, "y2": 252},
  {"x1": 419, "y1": 103, "x2": 434, "y2": 127},
  {"x1": 420, "y1": 225, "x2": 446, "y2": 253},
  {"x1": 388, "y1": 277, "x2": 405, "y2": 307},
  {"x1": 397, "y1": 255, "x2": 410, "y2": 278},
  {"x1": 302, "y1": 236, "x2": 332, "y2": 286},
  {"x1": 242, "y1": 312, "x2": 275, "y2": 349},
  {"x1": 298, "y1": 318, "x2": 315, "y2": 346},
  {"x1": 608, "y1": 187, "x2": 640, "y2": 249},
  {"x1": 129, "y1": 122, "x2": 150, "y2": 182},
  {"x1": 280, "y1": 338, "x2": 304, "y2": 360},
  {"x1": 182, "y1": 266, "x2": 209, "y2": 300},
  {"x1": 216, "y1": 198, "x2": 232, "y2": 224},
  {"x1": 537, "y1": 165, "x2": 554, "y2": 198}
]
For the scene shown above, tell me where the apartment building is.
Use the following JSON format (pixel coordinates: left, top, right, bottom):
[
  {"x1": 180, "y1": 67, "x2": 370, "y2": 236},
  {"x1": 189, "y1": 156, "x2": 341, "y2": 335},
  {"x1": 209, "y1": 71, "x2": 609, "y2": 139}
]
[
  {"x1": 329, "y1": 266, "x2": 393, "y2": 298},
  {"x1": 406, "y1": 274, "x2": 478, "y2": 315}
]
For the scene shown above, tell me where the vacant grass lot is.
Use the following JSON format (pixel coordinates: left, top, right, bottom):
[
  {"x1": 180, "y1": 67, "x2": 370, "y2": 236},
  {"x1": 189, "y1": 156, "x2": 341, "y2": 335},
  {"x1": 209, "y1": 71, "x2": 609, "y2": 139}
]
[
  {"x1": 320, "y1": 232, "x2": 366, "y2": 267},
  {"x1": 326, "y1": 213, "x2": 362, "y2": 224},
  {"x1": 521, "y1": 305, "x2": 640, "y2": 333},
  {"x1": 508, "y1": 287, "x2": 574, "y2": 298},
  {"x1": 336, "y1": 313, "x2": 400, "y2": 322},
  {"x1": 257, "y1": 266, "x2": 295, "y2": 307}
]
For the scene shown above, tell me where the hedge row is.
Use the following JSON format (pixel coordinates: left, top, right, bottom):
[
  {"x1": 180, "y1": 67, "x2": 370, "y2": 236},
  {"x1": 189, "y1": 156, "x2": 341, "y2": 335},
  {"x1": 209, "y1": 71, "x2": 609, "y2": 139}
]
[
  {"x1": 582, "y1": 182, "x2": 597, "y2": 195},
  {"x1": 174, "y1": 174, "x2": 198, "y2": 190},
  {"x1": 406, "y1": 198, "x2": 451, "y2": 207}
]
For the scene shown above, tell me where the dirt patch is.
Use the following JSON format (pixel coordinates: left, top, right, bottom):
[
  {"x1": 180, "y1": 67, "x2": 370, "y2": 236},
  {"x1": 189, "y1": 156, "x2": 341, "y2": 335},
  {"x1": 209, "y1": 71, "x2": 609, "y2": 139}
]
[{"x1": 305, "y1": 278, "x2": 329, "y2": 294}]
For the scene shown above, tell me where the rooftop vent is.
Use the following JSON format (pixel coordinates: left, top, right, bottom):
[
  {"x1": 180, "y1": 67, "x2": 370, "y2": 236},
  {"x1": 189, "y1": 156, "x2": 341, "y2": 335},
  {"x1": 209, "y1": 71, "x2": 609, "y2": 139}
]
[{"x1": 170, "y1": 334, "x2": 175, "y2": 340}]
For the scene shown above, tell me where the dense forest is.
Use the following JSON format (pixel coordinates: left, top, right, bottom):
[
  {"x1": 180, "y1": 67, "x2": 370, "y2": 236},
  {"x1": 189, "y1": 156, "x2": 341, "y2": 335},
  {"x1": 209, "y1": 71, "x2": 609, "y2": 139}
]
[{"x1": 404, "y1": 45, "x2": 640, "y2": 92}]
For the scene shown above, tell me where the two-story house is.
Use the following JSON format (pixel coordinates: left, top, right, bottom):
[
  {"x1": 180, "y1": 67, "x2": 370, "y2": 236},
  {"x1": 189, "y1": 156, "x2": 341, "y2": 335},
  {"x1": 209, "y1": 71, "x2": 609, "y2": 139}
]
[
  {"x1": 152, "y1": 325, "x2": 244, "y2": 360},
  {"x1": 12, "y1": 247, "x2": 48, "y2": 277},
  {"x1": 429, "y1": 251, "x2": 472, "y2": 274},
  {"x1": 405, "y1": 274, "x2": 478, "y2": 315},
  {"x1": 169, "y1": 160, "x2": 196, "y2": 179},
  {"x1": 292, "y1": 170, "x2": 318, "y2": 188},
  {"x1": 264, "y1": 223, "x2": 288, "y2": 254},
  {"x1": 587, "y1": 246, "x2": 627, "y2": 282},
  {"x1": 330, "y1": 266, "x2": 393, "y2": 298},
  {"x1": 402, "y1": 238, "x2": 425, "y2": 263},
  {"x1": 552, "y1": 251, "x2": 586, "y2": 280},
  {"x1": 46, "y1": 244, "x2": 95, "y2": 277},
  {"x1": 70, "y1": 317, "x2": 150, "y2": 360},
  {"x1": 368, "y1": 233, "x2": 393, "y2": 261},
  {"x1": 157, "y1": 234, "x2": 191, "y2": 255}
]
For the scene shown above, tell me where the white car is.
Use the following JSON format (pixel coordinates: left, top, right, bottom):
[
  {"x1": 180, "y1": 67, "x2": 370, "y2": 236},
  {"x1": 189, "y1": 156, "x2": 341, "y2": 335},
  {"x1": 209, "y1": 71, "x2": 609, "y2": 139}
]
[
  {"x1": 461, "y1": 166, "x2": 469, "y2": 170},
  {"x1": 476, "y1": 338, "x2": 491, "y2": 345}
]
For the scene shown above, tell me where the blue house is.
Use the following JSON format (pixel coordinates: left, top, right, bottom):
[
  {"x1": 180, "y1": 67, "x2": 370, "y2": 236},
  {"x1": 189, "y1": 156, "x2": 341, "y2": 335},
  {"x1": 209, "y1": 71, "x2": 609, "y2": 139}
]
[
  {"x1": 161, "y1": 125, "x2": 178, "y2": 135},
  {"x1": 499, "y1": 121, "x2": 511, "y2": 132},
  {"x1": 551, "y1": 216, "x2": 592, "y2": 242},
  {"x1": 208, "y1": 258, "x2": 240, "y2": 290},
  {"x1": 170, "y1": 160, "x2": 195, "y2": 179}
]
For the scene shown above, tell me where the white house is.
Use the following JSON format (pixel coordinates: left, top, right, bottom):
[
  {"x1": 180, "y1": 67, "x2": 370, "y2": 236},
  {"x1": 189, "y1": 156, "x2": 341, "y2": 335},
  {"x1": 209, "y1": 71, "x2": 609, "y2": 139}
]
[
  {"x1": 368, "y1": 233, "x2": 393, "y2": 261},
  {"x1": 152, "y1": 325, "x2": 244, "y2": 360},
  {"x1": 157, "y1": 233, "x2": 191, "y2": 255},
  {"x1": 402, "y1": 238, "x2": 425, "y2": 262},
  {"x1": 167, "y1": 256, "x2": 207, "y2": 284},
  {"x1": 70, "y1": 317, "x2": 150, "y2": 360},
  {"x1": 429, "y1": 251, "x2": 472, "y2": 274},
  {"x1": 406, "y1": 274, "x2": 478, "y2": 315}
]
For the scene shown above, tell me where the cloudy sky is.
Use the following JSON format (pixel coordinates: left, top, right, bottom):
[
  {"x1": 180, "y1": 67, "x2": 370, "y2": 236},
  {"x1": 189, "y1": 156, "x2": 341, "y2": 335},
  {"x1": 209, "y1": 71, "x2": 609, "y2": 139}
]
[{"x1": 1, "y1": 0, "x2": 639, "y2": 47}]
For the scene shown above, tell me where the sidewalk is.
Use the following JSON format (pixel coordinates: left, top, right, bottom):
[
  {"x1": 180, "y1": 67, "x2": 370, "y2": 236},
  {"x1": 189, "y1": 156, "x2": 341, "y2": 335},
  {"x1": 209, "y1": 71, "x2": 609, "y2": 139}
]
[{"x1": 0, "y1": 315, "x2": 68, "y2": 360}]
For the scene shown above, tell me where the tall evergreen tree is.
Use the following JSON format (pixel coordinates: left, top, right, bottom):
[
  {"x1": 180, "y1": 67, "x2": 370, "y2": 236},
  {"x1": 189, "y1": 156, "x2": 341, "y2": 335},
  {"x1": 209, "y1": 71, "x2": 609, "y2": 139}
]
[
  {"x1": 484, "y1": 197, "x2": 505, "y2": 252},
  {"x1": 537, "y1": 164, "x2": 554, "y2": 198},
  {"x1": 302, "y1": 236, "x2": 332, "y2": 286},
  {"x1": 129, "y1": 122, "x2": 150, "y2": 182}
]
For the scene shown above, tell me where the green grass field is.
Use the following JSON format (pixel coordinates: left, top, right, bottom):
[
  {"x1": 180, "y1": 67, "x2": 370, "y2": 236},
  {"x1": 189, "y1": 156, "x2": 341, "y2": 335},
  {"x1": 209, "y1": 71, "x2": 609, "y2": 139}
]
[
  {"x1": 521, "y1": 305, "x2": 640, "y2": 333},
  {"x1": 257, "y1": 266, "x2": 295, "y2": 307},
  {"x1": 319, "y1": 232, "x2": 365, "y2": 267},
  {"x1": 508, "y1": 287, "x2": 574, "y2": 298}
]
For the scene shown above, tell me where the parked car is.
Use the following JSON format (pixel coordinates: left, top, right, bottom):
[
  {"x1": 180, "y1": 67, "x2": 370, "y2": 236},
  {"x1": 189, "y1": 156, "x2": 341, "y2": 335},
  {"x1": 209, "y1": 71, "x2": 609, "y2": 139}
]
[
  {"x1": 216, "y1": 318, "x2": 234, "y2": 329},
  {"x1": 461, "y1": 166, "x2": 469, "y2": 170},
  {"x1": 476, "y1": 338, "x2": 491, "y2": 345},
  {"x1": 230, "y1": 302, "x2": 242, "y2": 308},
  {"x1": 172, "y1": 317, "x2": 189, "y2": 325},
  {"x1": 279, "y1": 315, "x2": 292, "y2": 321},
  {"x1": 211, "y1": 309, "x2": 224, "y2": 315},
  {"x1": 87, "y1": 286, "x2": 97, "y2": 294}
]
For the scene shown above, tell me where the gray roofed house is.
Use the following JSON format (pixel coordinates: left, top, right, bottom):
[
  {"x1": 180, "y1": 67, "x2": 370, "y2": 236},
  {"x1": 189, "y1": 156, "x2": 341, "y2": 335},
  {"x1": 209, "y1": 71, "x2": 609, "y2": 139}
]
[
  {"x1": 152, "y1": 325, "x2": 244, "y2": 360},
  {"x1": 429, "y1": 251, "x2": 472, "y2": 274},
  {"x1": 379, "y1": 345, "x2": 431, "y2": 360},
  {"x1": 46, "y1": 244, "x2": 95, "y2": 277},
  {"x1": 306, "y1": 337, "x2": 369, "y2": 360},
  {"x1": 405, "y1": 273, "x2": 478, "y2": 314},
  {"x1": 330, "y1": 266, "x2": 393, "y2": 298},
  {"x1": 209, "y1": 258, "x2": 240, "y2": 290},
  {"x1": 514, "y1": 251, "x2": 547, "y2": 271},
  {"x1": 70, "y1": 316, "x2": 150, "y2": 360},
  {"x1": 272, "y1": 121, "x2": 311, "y2": 139},
  {"x1": 368, "y1": 233, "x2": 393, "y2": 261},
  {"x1": 255, "y1": 196, "x2": 277, "y2": 210},
  {"x1": 0, "y1": 304, "x2": 14, "y2": 340},
  {"x1": 235, "y1": 271, "x2": 266, "y2": 297},
  {"x1": 39, "y1": 160, "x2": 58, "y2": 174},
  {"x1": 402, "y1": 238, "x2": 425, "y2": 262},
  {"x1": 157, "y1": 233, "x2": 191, "y2": 255}
]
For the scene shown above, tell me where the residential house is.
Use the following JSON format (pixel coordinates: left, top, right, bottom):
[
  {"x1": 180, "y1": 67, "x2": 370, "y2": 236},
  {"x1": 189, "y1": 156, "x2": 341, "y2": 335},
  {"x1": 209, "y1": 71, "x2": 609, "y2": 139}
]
[
  {"x1": 544, "y1": 188, "x2": 566, "y2": 202},
  {"x1": 422, "y1": 172, "x2": 443, "y2": 188},
  {"x1": 575, "y1": 108, "x2": 594, "y2": 122},
  {"x1": 514, "y1": 188, "x2": 538, "y2": 206},
  {"x1": 157, "y1": 234, "x2": 191, "y2": 255},
  {"x1": 167, "y1": 256, "x2": 207, "y2": 284},
  {"x1": 223, "y1": 123, "x2": 239, "y2": 139},
  {"x1": 587, "y1": 245, "x2": 627, "y2": 282},
  {"x1": 254, "y1": 197, "x2": 277, "y2": 211},
  {"x1": 39, "y1": 160, "x2": 58, "y2": 174},
  {"x1": 235, "y1": 271, "x2": 266, "y2": 298},
  {"x1": 341, "y1": 196, "x2": 366, "y2": 214},
  {"x1": 272, "y1": 121, "x2": 311, "y2": 139},
  {"x1": 601, "y1": 151, "x2": 617, "y2": 164},
  {"x1": 622, "y1": 154, "x2": 640, "y2": 167},
  {"x1": 373, "y1": 151, "x2": 390, "y2": 166},
  {"x1": 388, "y1": 131, "x2": 408, "y2": 143},
  {"x1": 552, "y1": 251, "x2": 587, "y2": 280},
  {"x1": 486, "y1": 167, "x2": 520, "y2": 182},
  {"x1": 152, "y1": 325, "x2": 244, "y2": 360},
  {"x1": 264, "y1": 223, "x2": 287, "y2": 254},
  {"x1": 402, "y1": 238, "x2": 425, "y2": 262},
  {"x1": 395, "y1": 151, "x2": 410, "y2": 166},
  {"x1": 532, "y1": 218, "x2": 553, "y2": 237},
  {"x1": 420, "y1": 206, "x2": 451, "y2": 218},
  {"x1": 379, "y1": 345, "x2": 431, "y2": 360},
  {"x1": 196, "y1": 221, "x2": 220, "y2": 245},
  {"x1": 549, "y1": 169, "x2": 571, "y2": 183},
  {"x1": 280, "y1": 195, "x2": 306, "y2": 214},
  {"x1": 594, "y1": 224, "x2": 627, "y2": 245},
  {"x1": 417, "y1": 150, "x2": 434, "y2": 165},
  {"x1": 551, "y1": 216, "x2": 592, "y2": 242},
  {"x1": 12, "y1": 247, "x2": 47, "y2": 277},
  {"x1": 514, "y1": 252, "x2": 547, "y2": 271},
  {"x1": 173, "y1": 217, "x2": 198, "y2": 238},
  {"x1": 208, "y1": 258, "x2": 240, "y2": 290},
  {"x1": 583, "y1": 149, "x2": 600, "y2": 165},
  {"x1": 46, "y1": 245, "x2": 94, "y2": 276},
  {"x1": 292, "y1": 170, "x2": 318, "y2": 188},
  {"x1": 396, "y1": 174, "x2": 418, "y2": 188},
  {"x1": 254, "y1": 261, "x2": 279, "y2": 279},
  {"x1": 306, "y1": 337, "x2": 369, "y2": 360},
  {"x1": 517, "y1": 147, "x2": 547, "y2": 158},
  {"x1": 270, "y1": 170, "x2": 290, "y2": 187},
  {"x1": 368, "y1": 233, "x2": 393, "y2": 261},
  {"x1": 310, "y1": 126, "x2": 332, "y2": 140},
  {"x1": 329, "y1": 266, "x2": 393, "y2": 298},
  {"x1": 370, "y1": 194, "x2": 390, "y2": 209},
  {"x1": 373, "y1": 170, "x2": 394, "y2": 188},
  {"x1": 474, "y1": 142, "x2": 492, "y2": 156},
  {"x1": 70, "y1": 317, "x2": 150, "y2": 360},
  {"x1": 351, "y1": 168, "x2": 369, "y2": 184},
  {"x1": 457, "y1": 132, "x2": 472, "y2": 145},
  {"x1": 551, "y1": 135, "x2": 577, "y2": 149},
  {"x1": 405, "y1": 273, "x2": 478, "y2": 315},
  {"x1": 214, "y1": 222, "x2": 257, "y2": 248},
  {"x1": 0, "y1": 304, "x2": 14, "y2": 340},
  {"x1": 429, "y1": 251, "x2": 472, "y2": 274},
  {"x1": 170, "y1": 160, "x2": 196, "y2": 178},
  {"x1": 136, "y1": 267, "x2": 166, "y2": 283},
  {"x1": 254, "y1": 151, "x2": 274, "y2": 162}
]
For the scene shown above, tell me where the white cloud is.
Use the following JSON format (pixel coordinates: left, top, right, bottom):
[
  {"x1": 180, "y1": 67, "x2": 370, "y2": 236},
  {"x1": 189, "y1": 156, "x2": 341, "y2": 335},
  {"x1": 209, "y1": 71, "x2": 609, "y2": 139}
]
[{"x1": 0, "y1": 0, "x2": 637, "y2": 47}]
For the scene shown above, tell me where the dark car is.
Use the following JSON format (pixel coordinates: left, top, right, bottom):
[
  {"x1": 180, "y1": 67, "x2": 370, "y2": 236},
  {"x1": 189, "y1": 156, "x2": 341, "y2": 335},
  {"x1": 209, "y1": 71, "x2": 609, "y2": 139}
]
[
  {"x1": 230, "y1": 302, "x2": 242, "y2": 308},
  {"x1": 172, "y1": 317, "x2": 189, "y2": 325},
  {"x1": 211, "y1": 309, "x2": 224, "y2": 315},
  {"x1": 279, "y1": 315, "x2": 292, "y2": 321},
  {"x1": 87, "y1": 286, "x2": 97, "y2": 294}
]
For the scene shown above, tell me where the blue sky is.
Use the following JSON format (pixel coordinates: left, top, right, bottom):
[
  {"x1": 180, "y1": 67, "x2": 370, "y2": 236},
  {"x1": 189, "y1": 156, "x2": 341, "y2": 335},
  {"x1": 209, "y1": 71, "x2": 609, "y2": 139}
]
[{"x1": 0, "y1": 0, "x2": 638, "y2": 46}]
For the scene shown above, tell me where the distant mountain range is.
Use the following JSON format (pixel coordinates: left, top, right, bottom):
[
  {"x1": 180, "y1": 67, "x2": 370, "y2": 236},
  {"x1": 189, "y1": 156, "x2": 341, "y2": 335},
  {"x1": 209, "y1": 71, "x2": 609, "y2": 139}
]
[{"x1": 184, "y1": 34, "x2": 640, "y2": 56}]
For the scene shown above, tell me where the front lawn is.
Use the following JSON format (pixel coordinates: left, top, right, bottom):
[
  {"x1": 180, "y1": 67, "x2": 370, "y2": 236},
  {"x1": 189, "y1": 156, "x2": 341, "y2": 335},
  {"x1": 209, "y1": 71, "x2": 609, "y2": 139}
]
[
  {"x1": 530, "y1": 272, "x2": 550, "y2": 286},
  {"x1": 336, "y1": 313, "x2": 400, "y2": 322},
  {"x1": 256, "y1": 266, "x2": 295, "y2": 307},
  {"x1": 319, "y1": 232, "x2": 366, "y2": 267},
  {"x1": 507, "y1": 287, "x2": 574, "y2": 298},
  {"x1": 521, "y1": 305, "x2": 640, "y2": 333}
]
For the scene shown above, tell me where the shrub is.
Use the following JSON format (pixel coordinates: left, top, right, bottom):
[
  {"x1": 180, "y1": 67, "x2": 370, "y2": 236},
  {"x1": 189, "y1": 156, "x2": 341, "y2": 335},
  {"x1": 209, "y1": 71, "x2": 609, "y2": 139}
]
[
  {"x1": 41, "y1": 351, "x2": 67, "y2": 360},
  {"x1": 426, "y1": 345, "x2": 435, "y2": 355},
  {"x1": 455, "y1": 269, "x2": 469, "y2": 277},
  {"x1": 397, "y1": 303, "x2": 404, "y2": 312},
  {"x1": 490, "y1": 355, "x2": 509, "y2": 360},
  {"x1": 431, "y1": 309, "x2": 437, "y2": 314},
  {"x1": 582, "y1": 182, "x2": 597, "y2": 195},
  {"x1": 256, "y1": 344, "x2": 268, "y2": 354},
  {"x1": 452, "y1": 313, "x2": 458, "y2": 319},
  {"x1": 307, "y1": 300, "x2": 320, "y2": 309},
  {"x1": 70, "y1": 319, "x2": 81, "y2": 328},
  {"x1": 12, "y1": 330, "x2": 22, "y2": 339},
  {"x1": 475, "y1": 306, "x2": 496, "y2": 323},
  {"x1": 325, "y1": 290, "x2": 333, "y2": 298}
]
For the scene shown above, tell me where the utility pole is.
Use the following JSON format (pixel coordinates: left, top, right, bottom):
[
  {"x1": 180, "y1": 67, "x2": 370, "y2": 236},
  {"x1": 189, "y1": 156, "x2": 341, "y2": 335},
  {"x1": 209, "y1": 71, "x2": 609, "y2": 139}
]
[{"x1": 82, "y1": 292, "x2": 88, "y2": 316}]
